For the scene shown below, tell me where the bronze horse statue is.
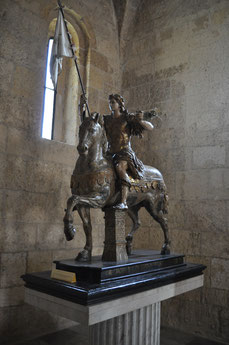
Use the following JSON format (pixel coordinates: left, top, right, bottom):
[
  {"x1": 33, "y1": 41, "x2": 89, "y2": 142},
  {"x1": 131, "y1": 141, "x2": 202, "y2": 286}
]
[{"x1": 63, "y1": 113, "x2": 170, "y2": 261}]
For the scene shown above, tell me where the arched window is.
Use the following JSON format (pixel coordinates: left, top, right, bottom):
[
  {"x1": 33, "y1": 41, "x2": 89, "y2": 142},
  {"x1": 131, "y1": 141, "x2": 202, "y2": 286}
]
[
  {"x1": 41, "y1": 17, "x2": 83, "y2": 145},
  {"x1": 41, "y1": 38, "x2": 55, "y2": 140}
]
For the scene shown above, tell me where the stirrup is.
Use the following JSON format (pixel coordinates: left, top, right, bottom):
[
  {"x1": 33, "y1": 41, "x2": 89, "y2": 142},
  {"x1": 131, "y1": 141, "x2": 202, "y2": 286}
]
[{"x1": 113, "y1": 202, "x2": 128, "y2": 210}]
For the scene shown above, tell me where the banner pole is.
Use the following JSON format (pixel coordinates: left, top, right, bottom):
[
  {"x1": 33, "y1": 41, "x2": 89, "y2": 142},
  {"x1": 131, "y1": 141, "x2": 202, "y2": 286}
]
[{"x1": 57, "y1": 0, "x2": 90, "y2": 116}]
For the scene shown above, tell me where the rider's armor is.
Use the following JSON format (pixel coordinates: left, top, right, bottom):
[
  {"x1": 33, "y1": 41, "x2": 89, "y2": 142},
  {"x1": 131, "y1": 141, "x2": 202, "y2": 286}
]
[{"x1": 103, "y1": 112, "x2": 145, "y2": 183}]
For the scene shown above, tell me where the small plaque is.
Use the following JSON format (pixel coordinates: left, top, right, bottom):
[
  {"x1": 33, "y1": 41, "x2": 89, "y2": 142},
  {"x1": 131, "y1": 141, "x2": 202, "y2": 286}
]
[{"x1": 51, "y1": 268, "x2": 76, "y2": 283}]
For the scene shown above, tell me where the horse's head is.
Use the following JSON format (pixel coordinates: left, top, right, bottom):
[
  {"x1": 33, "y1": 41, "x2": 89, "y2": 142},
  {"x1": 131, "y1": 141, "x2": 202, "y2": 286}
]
[{"x1": 77, "y1": 113, "x2": 104, "y2": 155}]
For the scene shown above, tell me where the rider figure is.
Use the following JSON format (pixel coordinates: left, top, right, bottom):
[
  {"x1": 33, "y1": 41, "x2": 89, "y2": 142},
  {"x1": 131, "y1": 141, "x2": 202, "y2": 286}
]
[{"x1": 80, "y1": 94, "x2": 154, "y2": 210}]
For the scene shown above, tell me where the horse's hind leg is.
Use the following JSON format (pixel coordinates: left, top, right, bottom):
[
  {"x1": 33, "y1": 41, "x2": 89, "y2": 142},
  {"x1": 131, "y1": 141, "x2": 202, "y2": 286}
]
[
  {"x1": 145, "y1": 202, "x2": 170, "y2": 255},
  {"x1": 63, "y1": 195, "x2": 78, "y2": 241},
  {"x1": 75, "y1": 206, "x2": 92, "y2": 262},
  {"x1": 126, "y1": 205, "x2": 141, "y2": 255},
  {"x1": 157, "y1": 211, "x2": 170, "y2": 255}
]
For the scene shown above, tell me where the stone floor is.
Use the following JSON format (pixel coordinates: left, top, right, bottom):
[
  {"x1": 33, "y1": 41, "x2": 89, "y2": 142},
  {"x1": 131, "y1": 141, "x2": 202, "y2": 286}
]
[{"x1": 5, "y1": 326, "x2": 227, "y2": 345}]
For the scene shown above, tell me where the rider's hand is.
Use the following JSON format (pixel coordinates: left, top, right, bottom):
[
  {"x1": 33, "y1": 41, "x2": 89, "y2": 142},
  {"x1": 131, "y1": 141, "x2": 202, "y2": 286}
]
[
  {"x1": 80, "y1": 94, "x2": 87, "y2": 105},
  {"x1": 136, "y1": 111, "x2": 144, "y2": 120}
]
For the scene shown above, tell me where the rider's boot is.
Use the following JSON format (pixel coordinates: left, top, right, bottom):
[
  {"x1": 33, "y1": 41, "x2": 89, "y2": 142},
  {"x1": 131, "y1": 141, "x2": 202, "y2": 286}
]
[{"x1": 113, "y1": 183, "x2": 129, "y2": 210}]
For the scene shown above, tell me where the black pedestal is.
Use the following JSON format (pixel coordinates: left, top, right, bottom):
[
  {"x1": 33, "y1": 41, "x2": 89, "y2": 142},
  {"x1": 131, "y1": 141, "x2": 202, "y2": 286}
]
[
  {"x1": 54, "y1": 250, "x2": 184, "y2": 284},
  {"x1": 22, "y1": 250, "x2": 206, "y2": 306}
]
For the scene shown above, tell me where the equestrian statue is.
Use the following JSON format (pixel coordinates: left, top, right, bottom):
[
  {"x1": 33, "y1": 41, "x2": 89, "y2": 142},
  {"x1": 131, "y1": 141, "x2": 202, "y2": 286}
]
[{"x1": 63, "y1": 94, "x2": 170, "y2": 261}]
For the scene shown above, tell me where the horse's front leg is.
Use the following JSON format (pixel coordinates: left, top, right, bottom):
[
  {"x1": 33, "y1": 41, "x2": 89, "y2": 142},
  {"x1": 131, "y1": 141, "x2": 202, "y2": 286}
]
[
  {"x1": 75, "y1": 206, "x2": 92, "y2": 262},
  {"x1": 63, "y1": 195, "x2": 78, "y2": 241}
]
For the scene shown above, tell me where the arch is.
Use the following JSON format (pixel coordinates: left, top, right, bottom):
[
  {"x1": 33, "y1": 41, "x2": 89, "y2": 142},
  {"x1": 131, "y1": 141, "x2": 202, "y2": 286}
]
[{"x1": 60, "y1": 7, "x2": 97, "y2": 105}]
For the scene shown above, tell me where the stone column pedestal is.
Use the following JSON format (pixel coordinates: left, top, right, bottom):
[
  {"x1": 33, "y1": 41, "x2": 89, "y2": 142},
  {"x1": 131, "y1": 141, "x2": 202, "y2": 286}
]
[
  {"x1": 24, "y1": 275, "x2": 204, "y2": 345},
  {"x1": 102, "y1": 208, "x2": 128, "y2": 262},
  {"x1": 88, "y1": 303, "x2": 160, "y2": 345}
]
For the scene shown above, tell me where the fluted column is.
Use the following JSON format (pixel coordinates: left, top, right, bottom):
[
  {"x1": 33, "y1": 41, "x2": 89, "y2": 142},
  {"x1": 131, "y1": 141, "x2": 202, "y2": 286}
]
[{"x1": 88, "y1": 302, "x2": 160, "y2": 345}]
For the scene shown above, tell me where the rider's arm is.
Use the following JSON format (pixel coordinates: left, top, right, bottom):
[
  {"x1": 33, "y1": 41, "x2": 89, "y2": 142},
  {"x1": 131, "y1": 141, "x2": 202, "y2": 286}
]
[
  {"x1": 135, "y1": 111, "x2": 154, "y2": 131},
  {"x1": 126, "y1": 112, "x2": 154, "y2": 137}
]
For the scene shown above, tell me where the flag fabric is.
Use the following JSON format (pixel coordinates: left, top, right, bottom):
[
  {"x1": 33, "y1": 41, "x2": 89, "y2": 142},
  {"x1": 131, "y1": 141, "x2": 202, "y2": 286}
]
[{"x1": 50, "y1": 9, "x2": 73, "y2": 88}]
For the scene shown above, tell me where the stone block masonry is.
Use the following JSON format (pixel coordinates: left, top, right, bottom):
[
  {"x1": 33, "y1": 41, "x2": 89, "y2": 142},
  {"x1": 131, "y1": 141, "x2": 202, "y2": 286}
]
[
  {"x1": 0, "y1": 0, "x2": 229, "y2": 343},
  {"x1": 120, "y1": 0, "x2": 229, "y2": 343}
]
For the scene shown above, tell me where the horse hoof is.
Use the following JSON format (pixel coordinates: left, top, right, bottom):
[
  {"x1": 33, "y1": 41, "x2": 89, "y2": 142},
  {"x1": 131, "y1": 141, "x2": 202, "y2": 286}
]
[
  {"x1": 64, "y1": 226, "x2": 76, "y2": 241},
  {"x1": 126, "y1": 245, "x2": 132, "y2": 256},
  {"x1": 161, "y1": 243, "x2": 170, "y2": 255},
  {"x1": 126, "y1": 236, "x2": 132, "y2": 256},
  {"x1": 75, "y1": 249, "x2": 91, "y2": 262}
]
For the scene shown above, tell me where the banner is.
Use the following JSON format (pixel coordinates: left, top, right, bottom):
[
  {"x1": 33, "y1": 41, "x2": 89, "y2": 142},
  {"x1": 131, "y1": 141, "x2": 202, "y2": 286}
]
[{"x1": 50, "y1": 9, "x2": 73, "y2": 88}]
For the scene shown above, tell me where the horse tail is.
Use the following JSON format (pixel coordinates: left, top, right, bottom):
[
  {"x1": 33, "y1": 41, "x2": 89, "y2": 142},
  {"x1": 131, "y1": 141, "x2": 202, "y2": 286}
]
[{"x1": 163, "y1": 191, "x2": 169, "y2": 214}]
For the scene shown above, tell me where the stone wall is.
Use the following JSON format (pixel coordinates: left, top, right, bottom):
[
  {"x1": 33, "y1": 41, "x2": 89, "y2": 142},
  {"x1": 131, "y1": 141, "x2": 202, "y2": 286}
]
[
  {"x1": 121, "y1": 0, "x2": 229, "y2": 343},
  {"x1": 0, "y1": 0, "x2": 119, "y2": 342},
  {"x1": 1, "y1": 0, "x2": 229, "y2": 343}
]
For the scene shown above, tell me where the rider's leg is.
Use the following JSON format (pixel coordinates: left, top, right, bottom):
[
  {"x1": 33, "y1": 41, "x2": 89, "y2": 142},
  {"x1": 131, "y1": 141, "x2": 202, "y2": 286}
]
[
  {"x1": 120, "y1": 183, "x2": 129, "y2": 204},
  {"x1": 114, "y1": 160, "x2": 130, "y2": 209},
  {"x1": 115, "y1": 160, "x2": 129, "y2": 183}
]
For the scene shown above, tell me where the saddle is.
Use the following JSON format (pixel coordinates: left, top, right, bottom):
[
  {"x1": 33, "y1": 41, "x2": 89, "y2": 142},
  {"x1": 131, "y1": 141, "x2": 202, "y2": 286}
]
[{"x1": 128, "y1": 165, "x2": 165, "y2": 193}]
